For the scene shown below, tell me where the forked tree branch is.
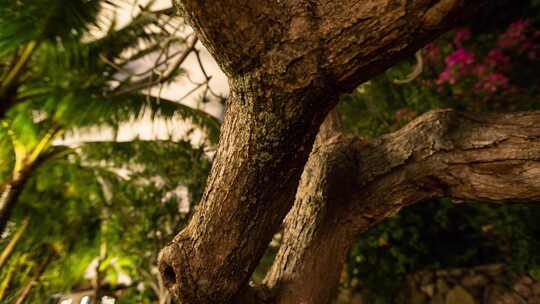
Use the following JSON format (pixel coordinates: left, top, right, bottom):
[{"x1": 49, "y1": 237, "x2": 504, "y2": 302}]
[
  {"x1": 160, "y1": 1, "x2": 504, "y2": 303},
  {"x1": 266, "y1": 109, "x2": 540, "y2": 303},
  {"x1": 175, "y1": 0, "x2": 485, "y2": 90},
  {"x1": 353, "y1": 109, "x2": 540, "y2": 218}
]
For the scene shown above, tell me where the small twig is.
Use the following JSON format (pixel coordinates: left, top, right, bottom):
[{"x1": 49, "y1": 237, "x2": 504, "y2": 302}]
[
  {"x1": 393, "y1": 50, "x2": 423, "y2": 84},
  {"x1": 176, "y1": 81, "x2": 208, "y2": 103},
  {"x1": 112, "y1": 36, "x2": 199, "y2": 96},
  {"x1": 100, "y1": 53, "x2": 136, "y2": 77},
  {"x1": 194, "y1": 49, "x2": 221, "y2": 99}
]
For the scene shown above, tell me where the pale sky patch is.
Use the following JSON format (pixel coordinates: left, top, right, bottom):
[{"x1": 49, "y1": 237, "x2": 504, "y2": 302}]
[{"x1": 59, "y1": 0, "x2": 229, "y2": 145}]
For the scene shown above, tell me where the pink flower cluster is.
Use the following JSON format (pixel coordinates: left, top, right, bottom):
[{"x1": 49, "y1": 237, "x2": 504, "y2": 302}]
[
  {"x1": 446, "y1": 48, "x2": 475, "y2": 67},
  {"x1": 436, "y1": 45, "x2": 510, "y2": 93},
  {"x1": 435, "y1": 48, "x2": 475, "y2": 85},
  {"x1": 486, "y1": 49, "x2": 510, "y2": 67},
  {"x1": 497, "y1": 19, "x2": 539, "y2": 59},
  {"x1": 474, "y1": 72, "x2": 509, "y2": 93},
  {"x1": 428, "y1": 19, "x2": 539, "y2": 95},
  {"x1": 498, "y1": 19, "x2": 529, "y2": 48}
]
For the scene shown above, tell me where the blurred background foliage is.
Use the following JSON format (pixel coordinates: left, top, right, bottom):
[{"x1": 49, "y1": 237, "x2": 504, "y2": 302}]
[
  {"x1": 1, "y1": 0, "x2": 540, "y2": 303},
  {"x1": 0, "y1": 0, "x2": 219, "y2": 303}
]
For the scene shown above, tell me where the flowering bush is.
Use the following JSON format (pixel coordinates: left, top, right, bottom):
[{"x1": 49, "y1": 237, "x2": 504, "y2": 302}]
[
  {"x1": 424, "y1": 19, "x2": 540, "y2": 110},
  {"x1": 341, "y1": 18, "x2": 540, "y2": 139}
]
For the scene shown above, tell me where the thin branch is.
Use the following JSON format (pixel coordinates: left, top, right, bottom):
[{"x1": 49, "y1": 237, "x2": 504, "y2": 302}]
[
  {"x1": 193, "y1": 49, "x2": 221, "y2": 99},
  {"x1": 100, "y1": 53, "x2": 137, "y2": 78},
  {"x1": 111, "y1": 36, "x2": 199, "y2": 97},
  {"x1": 393, "y1": 51, "x2": 424, "y2": 84},
  {"x1": 175, "y1": 81, "x2": 207, "y2": 103}
]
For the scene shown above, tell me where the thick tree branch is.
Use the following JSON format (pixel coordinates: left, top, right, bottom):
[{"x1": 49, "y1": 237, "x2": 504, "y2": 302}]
[
  {"x1": 264, "y1": 114, "x2": 355, "y2": 304},
  {"x1": 158, "y1": 78, "x2": 333, "y2": 303},
  {"x1": 266, "y1": 109, "x2": 540, "y2": 303},
  {"x1": 277, "y1": 0, "x2": 473, "y2": 91},
  {"x1": 346, "y1": 109, "x2": 540, "y2": 231},
  {"x1": 175, "y1": 0, "x2": 488, "y2": 89},
  {"x1": 172, "y1": 0, "x2": 286, "y2": 75}
]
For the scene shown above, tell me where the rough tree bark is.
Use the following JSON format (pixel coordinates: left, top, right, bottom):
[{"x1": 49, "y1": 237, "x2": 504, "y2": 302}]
[
  {"x1": 157, "y1": 1, "x2": 525, "y2": 303},
  {"x1": 265, "y1": 109, "x2": 540, "y2": 304}
]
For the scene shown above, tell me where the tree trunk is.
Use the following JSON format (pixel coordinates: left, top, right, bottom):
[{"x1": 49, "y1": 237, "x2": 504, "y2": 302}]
[
  {"x1": 0, "y1": 173, "x2": 28, "y2": 236},
  {"x1": 264, "y1": 112, "x2": 358, "y2": 304},
  {"x1": 159, "y1": 1, "x2": 516, "y2": 303},
  {"x1": 0, "y1": 217, "x2": 29, "y2": 270},
  {"x1": 159, "y1": 72, "x2": 334, "y2": 303}
]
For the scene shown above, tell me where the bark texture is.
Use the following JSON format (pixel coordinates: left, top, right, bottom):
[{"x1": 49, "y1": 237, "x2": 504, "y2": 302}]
[
  {"x1": 159, "y1": 1, "x2": 511, "y2": 303},
  {"x1": 266, "y1": 109, "x2": 540, "y2": 304}
]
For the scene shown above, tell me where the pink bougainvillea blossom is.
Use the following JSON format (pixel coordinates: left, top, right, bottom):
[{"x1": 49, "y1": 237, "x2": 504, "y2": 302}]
[
  {"x1": 446, "y1": 48, "x2": 475, "y2": 68},
  {"x1": 425, "y1": 17, "x2": 538, "y2": 100},
  {"x1": 436, "y1": 68, "x2": 457, "y2": 85},
  {"x1": 435, "y1": 48, "x2": 476, "y2": 86},
  {"x1": 486, "y1": 48, "x2": 510, "y2": 67},
  {"x1": 498, "y1": 19, "x2": 530, "y2": 48},
  {"x1": 475, "y1": 72, "x2": 509, "y2": 93},
  {"x1": 508, "y1": 19, "x2": 529, "y2": 35}
]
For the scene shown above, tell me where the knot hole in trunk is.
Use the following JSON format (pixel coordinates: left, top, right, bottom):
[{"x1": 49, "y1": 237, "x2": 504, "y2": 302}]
[
  {"x1": 162, "y1": 263, "x2": 176, "y2": 285},
  {"x1": 158, "y1": 243, "x2": 182, "y2": 289}
]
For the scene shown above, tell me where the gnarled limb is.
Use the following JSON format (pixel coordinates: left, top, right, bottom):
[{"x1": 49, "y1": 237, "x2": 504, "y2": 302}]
[
  {"x1": 173, "y1": 0, "x2": 286, "y2": 75},
  {"x1": 264, "y1": 112, "x2": 357, "y2": 304},
  {"x1": 158, "y1": 69, "x2": 334, "y2": 304},
  {"x1": 175, "y1": 0, "x2": 484, "y2": 88},
  {"x1": 266, "y1": 109, "x2": 540, "y2": 304}
]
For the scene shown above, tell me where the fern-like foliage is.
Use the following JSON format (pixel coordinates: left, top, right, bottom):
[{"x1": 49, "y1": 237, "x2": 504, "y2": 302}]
[{"x1": 0, "y1": 1, "x2": 221, "y2": 302}]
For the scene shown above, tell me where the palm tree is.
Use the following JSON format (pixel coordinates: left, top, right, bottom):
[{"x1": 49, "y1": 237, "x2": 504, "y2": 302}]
[
  {"x1": 0, "y1": 0, "x2": 221, "y2": 302},
  {"x1": 0, "y1": 0, "x2": 220, "y2": 233}
]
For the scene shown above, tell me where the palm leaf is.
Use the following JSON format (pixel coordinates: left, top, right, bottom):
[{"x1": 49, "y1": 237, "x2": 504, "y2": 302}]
[
  {"x1": 88, "y1": 4, "x2": 182, "y2": 63},
  {"x1": 0, "y1": 0, "x2": 108, "y2": 57},
  {"x1": 24, "y1": 92, "x2": 221, "y2": 143}
]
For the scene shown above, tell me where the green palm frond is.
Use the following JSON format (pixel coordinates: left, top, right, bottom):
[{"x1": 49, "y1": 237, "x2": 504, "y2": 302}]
[
  {"x1": 0, "y1": 2, "x2": 219, "y2": 300},
  {"x1": 78, "y1": 138, "x2": 211, "y2": 199},
  {"x1": 26, "y1": 92, "x2": 220, "y2": 143},
  {"x1": 1, "y1": 0, "x2": 216, "y2": 139},
  {"x1": 0, "y1": 125, "x2": 15, "y2": 182},
  {"x1": 144, "y1": 96, "x2": 221, "y2": 143},
  {"x1": 80, "y1": 139, "x2": 202, "y2": 163},
  {"x1": 0, "y1": 0, "x2": 109, "y2": 58},
  {"x1": 88, "y1": 4, "x2": 183, "y2": 63},
  {"x1": 32, "y1": 40, "x2": 106, "y2": 87}
]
